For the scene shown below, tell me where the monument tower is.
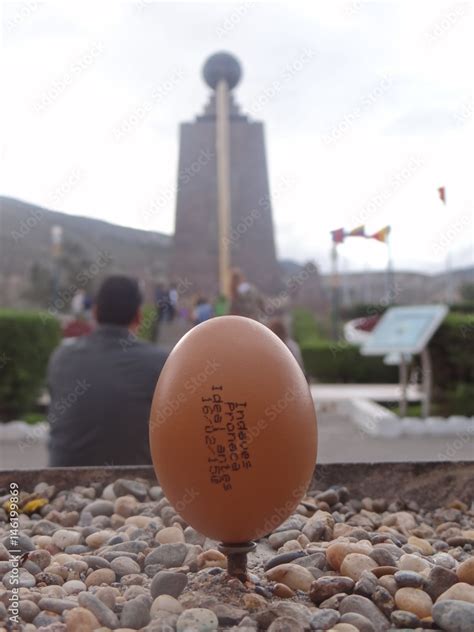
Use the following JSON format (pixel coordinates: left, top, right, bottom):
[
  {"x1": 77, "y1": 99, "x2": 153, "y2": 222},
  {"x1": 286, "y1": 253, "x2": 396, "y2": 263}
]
[{"x1": 170, "y1": 52, "x2": 281, "y2": 297}]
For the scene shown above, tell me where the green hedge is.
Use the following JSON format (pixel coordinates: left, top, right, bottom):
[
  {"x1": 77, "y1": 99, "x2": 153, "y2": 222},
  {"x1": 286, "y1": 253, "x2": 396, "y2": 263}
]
[
  {"x1": 300, "y1": 339, "x2": 398, "y2": 383},
  {"x1": 292, "y1": 308, "x2": 325, "y2": 344},
  {"x1": 294, "y1": 308, "x2": 474, "y2": 412},
  {"x1": 429, "y1": 313, "x2": 474, "y2": 415},
  {"x1": 340, "y1": 303, "x2": 388, "y2": 320},
  {"x1": 0, "y1": 310, "x2": 61, "y2": 420},
  {"x1": 447, "y1": 302, "x2": 474, "y2": 314},
  {"x1": 293, "y1": 308, "x2": 397, "y2": 383},
  {"x1": 137, "y1": 304, "x2": 156, "y2": 342},
  {"x1": 341, "y1": 302, "x2": 474, "y2": 320}
]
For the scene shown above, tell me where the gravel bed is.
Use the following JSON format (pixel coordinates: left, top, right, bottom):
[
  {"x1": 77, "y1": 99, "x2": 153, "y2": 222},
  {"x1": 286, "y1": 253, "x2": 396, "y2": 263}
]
[{"x1": 0, "y1": 477, "x2": 473, "y2": 631}]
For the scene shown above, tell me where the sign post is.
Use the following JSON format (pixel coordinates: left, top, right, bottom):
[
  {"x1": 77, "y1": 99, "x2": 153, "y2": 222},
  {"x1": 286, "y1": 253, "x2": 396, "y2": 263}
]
[
  {"x1": 420, "y1": 347, "x2": 433, "y2": 419},
  {"x1": 362, "y1": 305, "x2": 448, "y2": 417}
]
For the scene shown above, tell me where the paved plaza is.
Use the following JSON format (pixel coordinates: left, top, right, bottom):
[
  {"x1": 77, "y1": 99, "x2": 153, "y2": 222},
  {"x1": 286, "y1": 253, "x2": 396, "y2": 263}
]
[{"x1": 1, "y1": 399, "x2": 472, "y2": 470}]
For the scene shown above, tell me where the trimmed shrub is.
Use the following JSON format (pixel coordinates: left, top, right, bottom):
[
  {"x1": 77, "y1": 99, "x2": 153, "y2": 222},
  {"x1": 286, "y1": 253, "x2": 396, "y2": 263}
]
[
  {"x1": 293, "y1": 308, "x2": 397, "y2": 383},
  {"x1": 448, "y1": 302, "x2": 474, "y2": 314},
  {"x1": 0, "y1": 310, "x2": 61, "y2": 420},
  {"x1": 292, "y1": 307, "x2": 325, "y2": 343},
  {"x1": 442, "y1": 384, "x2": 474, "y2": 416},
  {"x1": 429, "y1": 312, "x2": 474, "y2": 415},
  {"x1": 300, "y1": 339, "x2": 398, "y2": 383},
  {"x1": 295, "y1": 308, "x2": 474, "y2": 412},
  {"x1": 341, "y1": 303, "x2": 389, "y2": 320},
  {"x1": 138, "y1": 304, "x2": 157, "y2": 342}
]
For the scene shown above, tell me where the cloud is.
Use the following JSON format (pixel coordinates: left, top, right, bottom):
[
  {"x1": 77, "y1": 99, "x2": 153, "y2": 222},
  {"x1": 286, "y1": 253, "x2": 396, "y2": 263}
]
[
  {"x1": 1, "y1": 1, "x2": 473, "y2": 274},
  {"x1": 386, "y1": 109, "x2": 467, "y2": 135}
]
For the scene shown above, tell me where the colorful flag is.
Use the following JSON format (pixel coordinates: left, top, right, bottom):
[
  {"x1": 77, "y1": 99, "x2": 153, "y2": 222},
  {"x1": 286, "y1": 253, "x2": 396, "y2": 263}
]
[
  {"x1": 370, "y1": 226, "x2": 391, "y2": 243},
  {"x1": 330, "y1": 228, "x2": 345, "y2": 244},
  {"x1": 348, "y1": 225, "x2": 366, "y2": 237},
  {"x1": 438, "y1": 187, "x2": 446, "y2": 204}
]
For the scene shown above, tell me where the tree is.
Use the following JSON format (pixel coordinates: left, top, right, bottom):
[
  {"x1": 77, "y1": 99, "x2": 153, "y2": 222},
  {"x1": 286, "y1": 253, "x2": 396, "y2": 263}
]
[
  {"x1": 460, "y1": 282, "x2": 474, "y2": 302},
  {"x1": 24, "y1": 240, "x2": 99, "y2": 311},
  {"x1": 23, "y1": 262, "x2": 52, "y2": 307}
]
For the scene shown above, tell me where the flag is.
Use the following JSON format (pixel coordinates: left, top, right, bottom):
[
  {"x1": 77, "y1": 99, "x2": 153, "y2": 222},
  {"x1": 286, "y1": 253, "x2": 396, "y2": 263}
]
[
  {"x1": 348, "y1": 225, "x2": 366, "y2": 237},
  {"x1": 371, "y1": 226, "x2": 391, "y2": 243},
  {"x1": 330, "y1": 228, "x2": 345, "y2": 244},
  {"x1": 438, "y1": 187, "x2": 446, "y2": 204}
]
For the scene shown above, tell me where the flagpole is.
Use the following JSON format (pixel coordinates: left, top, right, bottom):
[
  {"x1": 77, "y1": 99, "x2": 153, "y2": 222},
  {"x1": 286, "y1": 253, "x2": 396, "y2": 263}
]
[
  {"x1": 330, "y1": 241, "x2": 340, "y2": 340},
  {"x1": 386, "y1": 233, "x2": 394, "y2": 304},
  {"x1": 443, "y1": 193, "x2": 454, "y2": 305},
  {"x1": 446, "y1": 252, "x2": 454, "y2": 304},
  {"x1": 438, "y1": 187, "x2": 452, "y2": 304}
]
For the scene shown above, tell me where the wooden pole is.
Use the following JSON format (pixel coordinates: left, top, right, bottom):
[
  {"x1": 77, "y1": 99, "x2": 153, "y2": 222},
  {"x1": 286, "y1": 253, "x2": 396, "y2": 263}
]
[
  {"x1": 421, "y1": 347, "x2": 432, "y2": 418},
  {"x1": 399, "y1": 355, "x2": 408, "y2": 417},
  {"x1": 386, "y1": 235, "x2": 393, "y2": 303},
  {"x1": 330, "y1": 241, "x2": 340, "y2": 340},
  {"x1": 216, "y1": 79, "x2": 232, "y2": 298}
]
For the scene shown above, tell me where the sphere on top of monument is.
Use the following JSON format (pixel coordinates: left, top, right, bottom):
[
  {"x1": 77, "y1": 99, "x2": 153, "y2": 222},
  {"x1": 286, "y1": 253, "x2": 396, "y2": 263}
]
[{"x1": 203, "y1": 51, "x2": 242, "y2": 90}]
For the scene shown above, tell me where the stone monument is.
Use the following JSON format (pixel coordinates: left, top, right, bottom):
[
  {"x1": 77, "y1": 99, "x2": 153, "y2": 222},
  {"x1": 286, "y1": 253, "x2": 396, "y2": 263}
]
[{"x1": 170, "y1": 52, "x2": 281, "y2": 297}]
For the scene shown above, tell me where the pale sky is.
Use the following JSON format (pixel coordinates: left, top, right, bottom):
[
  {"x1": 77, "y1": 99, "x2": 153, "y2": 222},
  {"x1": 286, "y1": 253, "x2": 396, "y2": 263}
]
[{"x1": 1, "y1": 0, "x2": 473, "y2": 273}]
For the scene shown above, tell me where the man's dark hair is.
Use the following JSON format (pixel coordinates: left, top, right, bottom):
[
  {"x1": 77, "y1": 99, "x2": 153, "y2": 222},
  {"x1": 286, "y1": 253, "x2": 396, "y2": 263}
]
[{"x1": 95, "y1": 276, "x2": 142, "y2": 326}]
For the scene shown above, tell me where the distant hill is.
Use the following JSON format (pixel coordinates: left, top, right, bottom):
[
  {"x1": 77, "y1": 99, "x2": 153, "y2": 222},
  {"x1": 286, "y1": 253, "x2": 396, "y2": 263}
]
[
  {"x1": 1, "y1": 196, "x2": 472, "y2": 309},
  {"x1": 0, "y1": 196, "x2": 171, "y2": 306}
]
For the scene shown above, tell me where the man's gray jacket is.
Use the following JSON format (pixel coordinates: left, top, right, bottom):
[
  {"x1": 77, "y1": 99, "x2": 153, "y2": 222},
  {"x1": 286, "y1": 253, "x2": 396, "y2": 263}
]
[{"x1": 47, "y1": 325, "x2": 167, "y2": 466}]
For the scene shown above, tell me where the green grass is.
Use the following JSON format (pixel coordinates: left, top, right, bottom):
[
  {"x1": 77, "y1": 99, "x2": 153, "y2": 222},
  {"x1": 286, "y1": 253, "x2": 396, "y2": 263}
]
[
  {"x1": 383, "y1": 402, "x2": 444, "y2": 417},
  {"x1": 22, "y1": 412, "x2": 46, "y2": 425}
]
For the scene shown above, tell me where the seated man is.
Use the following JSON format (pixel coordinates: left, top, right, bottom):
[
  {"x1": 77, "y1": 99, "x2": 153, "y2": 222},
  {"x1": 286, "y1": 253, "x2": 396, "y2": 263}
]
[{"x1": 48, "y1": 276, "x2": 168, "y2": 466}]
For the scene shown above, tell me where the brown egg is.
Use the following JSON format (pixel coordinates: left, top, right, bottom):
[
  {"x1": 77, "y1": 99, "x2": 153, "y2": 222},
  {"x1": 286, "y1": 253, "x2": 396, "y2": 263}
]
[{"x1": 149, "y1": 315, "x2": 317, "y2": 543}]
